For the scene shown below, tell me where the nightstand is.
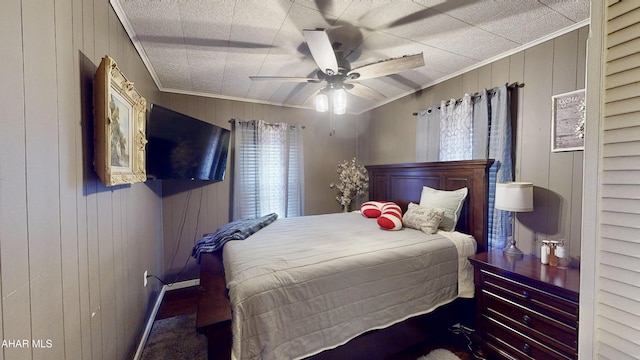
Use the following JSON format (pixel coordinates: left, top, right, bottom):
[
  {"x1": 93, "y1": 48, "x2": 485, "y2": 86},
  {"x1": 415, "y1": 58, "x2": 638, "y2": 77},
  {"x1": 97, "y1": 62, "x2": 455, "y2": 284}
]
[{"x1": 468, "y1": 251, "x2": 580, "y2": 360}]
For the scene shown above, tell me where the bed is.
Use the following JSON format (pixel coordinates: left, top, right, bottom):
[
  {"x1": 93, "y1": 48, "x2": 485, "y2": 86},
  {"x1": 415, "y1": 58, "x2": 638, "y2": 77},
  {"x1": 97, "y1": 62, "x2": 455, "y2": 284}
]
[{"x1": 196, "y1": 159, "x2": 493, "y2": 360}]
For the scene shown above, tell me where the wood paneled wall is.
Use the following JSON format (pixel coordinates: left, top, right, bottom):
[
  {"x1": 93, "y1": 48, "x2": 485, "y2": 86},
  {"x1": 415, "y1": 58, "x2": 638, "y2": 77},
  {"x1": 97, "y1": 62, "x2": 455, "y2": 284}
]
[
  {"x1": 156, "y1": 93, "x2": 368, "y2": 279},
  {"x1": 0, "y1": 1, "x2": 589, "y2": 356},
  {"x1": 0, "y1": 1, "x2": 163, "y2": 359},
  {"x1": 363, "y1": 27, "x2": 588, "y2": 260}
]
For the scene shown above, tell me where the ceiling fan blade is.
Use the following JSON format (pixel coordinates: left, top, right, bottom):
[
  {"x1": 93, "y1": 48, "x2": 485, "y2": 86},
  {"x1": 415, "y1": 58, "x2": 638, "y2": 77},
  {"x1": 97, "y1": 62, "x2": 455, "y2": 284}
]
[
  {"x1": 346, "y1": 83, "x2": 386, "y2": 101},
  {"x1": 137, "y1": 35, "x2": 275, "y2": 50},
  {"x1": 348, "y1": 53, "x2": 424, "y2": 81},
  {"x1": 303, "y1": 29, "x2": 339, "y2": 75},
  {"x1": 314, "y1": 0, "x2": 334, "y2": 25},
  {"x1": 362, "y1": 3, "x2": 469, "y2": 29},
  {"x1": 249, "y1": 76, "x2": 321, "y2": 83},
  {"x1": 383, "y1": 9, "x2": 435, "y2": 29}
]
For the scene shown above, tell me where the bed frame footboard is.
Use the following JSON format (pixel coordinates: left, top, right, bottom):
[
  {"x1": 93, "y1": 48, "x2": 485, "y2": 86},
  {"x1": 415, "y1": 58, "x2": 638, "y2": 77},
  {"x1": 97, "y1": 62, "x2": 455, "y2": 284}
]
[{"x1": 196, "y1": 250, "x2": 232, "y2": 360}]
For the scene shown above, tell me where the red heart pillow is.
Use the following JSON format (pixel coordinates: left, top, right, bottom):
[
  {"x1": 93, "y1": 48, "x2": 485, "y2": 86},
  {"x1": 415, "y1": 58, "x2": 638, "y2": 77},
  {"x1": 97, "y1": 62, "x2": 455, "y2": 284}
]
[{"x1": 377, "y1": 202, "x2": 403, "y2": 230}]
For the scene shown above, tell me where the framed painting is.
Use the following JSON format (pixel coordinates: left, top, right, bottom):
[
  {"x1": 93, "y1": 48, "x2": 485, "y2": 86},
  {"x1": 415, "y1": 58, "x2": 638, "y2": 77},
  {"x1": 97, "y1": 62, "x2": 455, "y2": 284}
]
[
  {"x1": 94, "y1": 55, "x2": 147, "y2": 186},
  {"x1": 551, "y1": 89, "x2": 586, "y2": 152}
]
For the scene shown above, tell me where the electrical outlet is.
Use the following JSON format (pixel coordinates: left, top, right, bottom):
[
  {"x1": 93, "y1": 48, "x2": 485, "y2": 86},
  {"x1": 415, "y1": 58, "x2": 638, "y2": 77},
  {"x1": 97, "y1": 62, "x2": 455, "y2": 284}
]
[{"x1": 144, "y1": 270, "x2": 148, "y2": 287}]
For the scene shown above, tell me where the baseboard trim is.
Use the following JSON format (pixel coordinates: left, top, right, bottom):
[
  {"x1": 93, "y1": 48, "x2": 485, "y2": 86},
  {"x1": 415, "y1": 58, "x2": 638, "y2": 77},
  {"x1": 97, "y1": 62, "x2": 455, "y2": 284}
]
[
  {"x1": 167, "y1": 278, "x2": 200, "y2": 291},
  {"x1": 133, "y1": 285, "x2": 167, "y2": 360},
  {"x1": 132, "y1": 279, "x2": 201, "y2": 360}
]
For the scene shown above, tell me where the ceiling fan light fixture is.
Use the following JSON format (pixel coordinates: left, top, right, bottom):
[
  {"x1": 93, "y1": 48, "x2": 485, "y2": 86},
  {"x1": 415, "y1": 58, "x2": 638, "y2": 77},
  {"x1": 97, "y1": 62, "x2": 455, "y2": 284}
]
[
  {"x1": 315, "y1": 93, "x2": 329, "y2": 112},
  {"x1": 333, "y1": 89, "x2": 346, "y2": 115}
]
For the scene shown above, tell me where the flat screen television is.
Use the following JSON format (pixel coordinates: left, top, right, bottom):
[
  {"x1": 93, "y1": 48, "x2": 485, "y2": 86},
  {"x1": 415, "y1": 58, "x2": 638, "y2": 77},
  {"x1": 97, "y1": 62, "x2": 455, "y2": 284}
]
[{"x1": 146, "y1": 104, "x2": 231, "y2": 181}]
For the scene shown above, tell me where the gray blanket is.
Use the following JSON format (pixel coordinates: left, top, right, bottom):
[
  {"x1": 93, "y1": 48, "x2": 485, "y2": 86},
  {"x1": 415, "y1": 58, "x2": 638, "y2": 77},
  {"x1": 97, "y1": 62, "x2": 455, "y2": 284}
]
[{"x1": 191, "y1": 212, "x2": 278, "y2": 262}]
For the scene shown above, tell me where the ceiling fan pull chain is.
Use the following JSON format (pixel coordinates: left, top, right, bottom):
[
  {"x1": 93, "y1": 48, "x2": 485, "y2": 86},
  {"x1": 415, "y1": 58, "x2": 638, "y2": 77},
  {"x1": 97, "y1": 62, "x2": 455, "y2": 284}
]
[{"x1": 330, "y1": 110, "x2": 336, "y2": 136}]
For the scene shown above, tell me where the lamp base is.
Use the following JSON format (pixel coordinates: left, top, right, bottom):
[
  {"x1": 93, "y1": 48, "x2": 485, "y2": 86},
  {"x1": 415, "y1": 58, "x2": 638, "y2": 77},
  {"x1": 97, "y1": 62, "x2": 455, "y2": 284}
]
[{"x1": 503, "y1": 242, "x2": 524, "y2": 259}]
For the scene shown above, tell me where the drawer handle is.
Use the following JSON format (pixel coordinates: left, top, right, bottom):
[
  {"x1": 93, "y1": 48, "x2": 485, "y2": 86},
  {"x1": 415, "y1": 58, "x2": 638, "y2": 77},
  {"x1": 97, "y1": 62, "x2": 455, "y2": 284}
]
[
  {"x1": 521, "y1": 290, "x2": 530, "y2": 299},
  {"x1": 522, "y1": 315, "x2": 531, "y2": 326},
  {"x1": 522, "y1": 343, "x2": 531, "y2": 355}
]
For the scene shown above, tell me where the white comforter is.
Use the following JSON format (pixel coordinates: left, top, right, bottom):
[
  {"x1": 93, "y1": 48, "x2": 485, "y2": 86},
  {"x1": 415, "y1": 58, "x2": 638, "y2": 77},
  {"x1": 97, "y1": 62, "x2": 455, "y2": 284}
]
[{"x1": 222, "y1": 212, "x2": 476, "y2": 360}]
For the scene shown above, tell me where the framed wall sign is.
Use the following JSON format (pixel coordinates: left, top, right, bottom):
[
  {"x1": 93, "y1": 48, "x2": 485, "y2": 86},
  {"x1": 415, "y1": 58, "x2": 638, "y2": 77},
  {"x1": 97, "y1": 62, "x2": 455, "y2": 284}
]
[
  {"x1": 94, "y1": 56, "x2": 147, "y2": 186},
  {"x1": 551, "y1": 89, "x2": 586, "y2": 152}
]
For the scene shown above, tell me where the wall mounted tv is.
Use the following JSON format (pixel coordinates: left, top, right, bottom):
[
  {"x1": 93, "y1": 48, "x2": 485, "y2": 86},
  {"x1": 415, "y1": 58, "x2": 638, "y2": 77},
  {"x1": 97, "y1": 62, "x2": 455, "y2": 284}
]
[{"x1": 146, "y1": 104, "x2": 231, "y2": 181}]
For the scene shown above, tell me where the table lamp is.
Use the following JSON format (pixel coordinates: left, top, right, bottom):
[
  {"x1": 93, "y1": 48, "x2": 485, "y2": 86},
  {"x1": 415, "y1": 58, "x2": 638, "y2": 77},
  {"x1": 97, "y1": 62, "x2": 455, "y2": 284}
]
[{"x1": 495, "y1": 182, "x2": 534, "y2": 258}]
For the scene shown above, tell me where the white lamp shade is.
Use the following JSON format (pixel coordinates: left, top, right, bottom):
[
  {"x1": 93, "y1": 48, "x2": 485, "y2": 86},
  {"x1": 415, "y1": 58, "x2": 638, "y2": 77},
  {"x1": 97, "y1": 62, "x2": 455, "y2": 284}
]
[{"x1": 495, "y1": 182, "x2": 534, "y2": 212}]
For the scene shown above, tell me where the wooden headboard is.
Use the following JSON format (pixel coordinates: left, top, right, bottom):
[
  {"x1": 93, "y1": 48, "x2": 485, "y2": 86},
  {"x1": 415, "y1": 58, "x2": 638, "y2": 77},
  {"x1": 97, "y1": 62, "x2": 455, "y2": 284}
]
[{"x1": 366, "y1": 159, "x2": 494, "y2": 253}]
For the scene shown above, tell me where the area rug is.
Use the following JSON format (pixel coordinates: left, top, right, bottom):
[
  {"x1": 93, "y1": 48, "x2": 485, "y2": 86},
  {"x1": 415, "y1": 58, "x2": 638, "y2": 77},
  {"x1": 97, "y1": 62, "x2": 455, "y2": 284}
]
[
  {"x1": 141, "y1": 312, "x2": 207, "y2": 360},
  {"x1": 417, "y1": 348, "x2": 462, "y2": 360}
]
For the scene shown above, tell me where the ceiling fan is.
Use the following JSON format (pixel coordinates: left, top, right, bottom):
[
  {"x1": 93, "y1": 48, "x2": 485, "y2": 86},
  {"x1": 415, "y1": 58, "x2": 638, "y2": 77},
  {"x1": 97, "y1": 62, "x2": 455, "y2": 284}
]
[{"x1": 249, "y1": 28, "x2": 425, "y2": 110}]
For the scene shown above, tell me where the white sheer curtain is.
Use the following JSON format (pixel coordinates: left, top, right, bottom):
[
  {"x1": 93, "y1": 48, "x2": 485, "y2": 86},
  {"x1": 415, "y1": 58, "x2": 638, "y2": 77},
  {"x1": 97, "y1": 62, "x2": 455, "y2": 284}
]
[
  {"x1": 439, "y1": 94, "x2": 473, "y2": 161},
  {"x1": 415, "y1": 86, "x2": 514, "y2": 250},
  {"x1": 233, "y1": 120, "x2": 304, "y2": 220}
]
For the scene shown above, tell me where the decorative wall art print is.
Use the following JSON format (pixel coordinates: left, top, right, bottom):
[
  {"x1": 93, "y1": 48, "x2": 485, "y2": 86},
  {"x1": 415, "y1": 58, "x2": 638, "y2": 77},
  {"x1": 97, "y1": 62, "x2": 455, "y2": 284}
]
[
  {"x1": 551, "y1": 89, "x2": 586, "y2": 152},
  {"x1": 94, "y1": 55, "x2": 147, "y2": 186}
]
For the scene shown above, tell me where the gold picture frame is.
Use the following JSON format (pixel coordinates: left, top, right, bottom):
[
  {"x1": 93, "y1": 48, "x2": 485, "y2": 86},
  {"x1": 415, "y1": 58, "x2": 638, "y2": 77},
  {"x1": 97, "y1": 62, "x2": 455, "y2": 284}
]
[
  {"x1": 551, "y1": 89, "x2": 585, "y2": 152},
  {"x1": 94, "y1": 55, "x2": 147, "y2": 186}
]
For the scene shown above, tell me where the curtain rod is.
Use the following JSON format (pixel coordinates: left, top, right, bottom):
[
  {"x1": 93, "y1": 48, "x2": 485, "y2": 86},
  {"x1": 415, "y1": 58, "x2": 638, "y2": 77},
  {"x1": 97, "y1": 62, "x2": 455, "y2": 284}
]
[
  {"x1": 411, "y1": 82, "x2": 524, "y2": 116},
  {"x1": 229, "y1": 118, "x2": 305, "y2": 129}
]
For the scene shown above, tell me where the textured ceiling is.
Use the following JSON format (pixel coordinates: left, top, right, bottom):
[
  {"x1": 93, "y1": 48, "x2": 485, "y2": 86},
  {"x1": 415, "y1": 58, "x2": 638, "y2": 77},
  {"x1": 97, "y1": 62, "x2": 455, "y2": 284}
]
[{"x1": 111, "y1": 0, "x2": 590, "y2": 114}]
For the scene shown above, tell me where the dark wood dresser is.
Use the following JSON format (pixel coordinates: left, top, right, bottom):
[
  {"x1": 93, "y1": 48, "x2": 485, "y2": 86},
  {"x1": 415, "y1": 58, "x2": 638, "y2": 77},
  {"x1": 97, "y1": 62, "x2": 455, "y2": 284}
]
[{"x1": 469, "y1": 251, "x2": 580, "y2": 360}]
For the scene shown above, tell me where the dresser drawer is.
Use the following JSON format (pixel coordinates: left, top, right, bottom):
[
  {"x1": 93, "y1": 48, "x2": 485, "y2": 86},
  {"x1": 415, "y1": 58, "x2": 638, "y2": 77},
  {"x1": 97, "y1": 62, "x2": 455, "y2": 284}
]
[
  {"x1": 484, "y1": 315, "x2": 577, "y2": 360},
  {"x1": 482, "y1": 289, "x2": 577, "y2": 353},
  {"x1": 469, "y1": 252, "x2": 580, "y2": 360},
  {"x1": 479, "y1": 269, "x2": 579, "y2": 325}
]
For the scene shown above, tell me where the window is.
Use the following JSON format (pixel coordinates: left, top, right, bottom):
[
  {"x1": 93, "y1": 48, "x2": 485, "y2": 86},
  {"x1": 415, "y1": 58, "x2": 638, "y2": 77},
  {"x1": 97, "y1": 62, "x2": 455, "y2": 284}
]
[{"x1": 232, "y1": 120, "x2": 304, "y2": 220}]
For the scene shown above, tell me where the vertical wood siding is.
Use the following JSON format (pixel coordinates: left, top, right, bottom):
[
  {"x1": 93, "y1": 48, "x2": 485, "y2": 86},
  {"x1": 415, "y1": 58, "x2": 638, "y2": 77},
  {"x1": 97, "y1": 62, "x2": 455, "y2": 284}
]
[
  {"x1": 364, "y1": 27, "x2": 588, "y2": 259},
  {"x1": 0, "y1": 3, "x2": 595, "y2": 359},
  {"x1": 0, "y1": 1, "x2": 163, "y2": 359}
]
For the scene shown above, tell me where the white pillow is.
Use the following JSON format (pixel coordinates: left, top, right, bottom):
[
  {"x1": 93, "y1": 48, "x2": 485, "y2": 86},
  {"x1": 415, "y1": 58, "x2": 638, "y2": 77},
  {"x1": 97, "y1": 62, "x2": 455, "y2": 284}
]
[
  {"x1": 402, "y1": 203, "x2": 445, "y2": 234},
  {"x1": 419, "y1": 186, "x2": 468, "y2": 231}
]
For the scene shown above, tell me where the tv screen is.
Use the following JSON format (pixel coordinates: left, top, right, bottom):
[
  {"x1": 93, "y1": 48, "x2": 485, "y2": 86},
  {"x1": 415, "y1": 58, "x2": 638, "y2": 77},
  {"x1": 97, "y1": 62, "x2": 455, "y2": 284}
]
[{"x1": 146, "y1": 104, "x2": 231, "y2": 181}]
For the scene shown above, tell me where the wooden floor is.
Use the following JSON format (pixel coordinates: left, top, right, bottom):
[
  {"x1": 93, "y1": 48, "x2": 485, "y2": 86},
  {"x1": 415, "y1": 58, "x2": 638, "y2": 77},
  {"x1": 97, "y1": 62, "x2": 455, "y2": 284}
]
[
  {"x1": 156, "y1": 286, "x2": 478, "y2": 360},
  {"x1": 156, "y1": 285, "x2": 202, "y2": 320}
]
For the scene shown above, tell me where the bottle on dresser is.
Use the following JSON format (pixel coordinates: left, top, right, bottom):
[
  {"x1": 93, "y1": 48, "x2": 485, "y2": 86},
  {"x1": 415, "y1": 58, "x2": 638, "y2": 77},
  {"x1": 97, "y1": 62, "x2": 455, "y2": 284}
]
[
  {"x1": 540, "y1": 240, "x2": 550, "y2": 265},
  {"x1": 548, "y1": 241, "x2": 559, "y2": 266},
  {"x1": 556, "y1": 240, "x2": 569, "y2": 268}
]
